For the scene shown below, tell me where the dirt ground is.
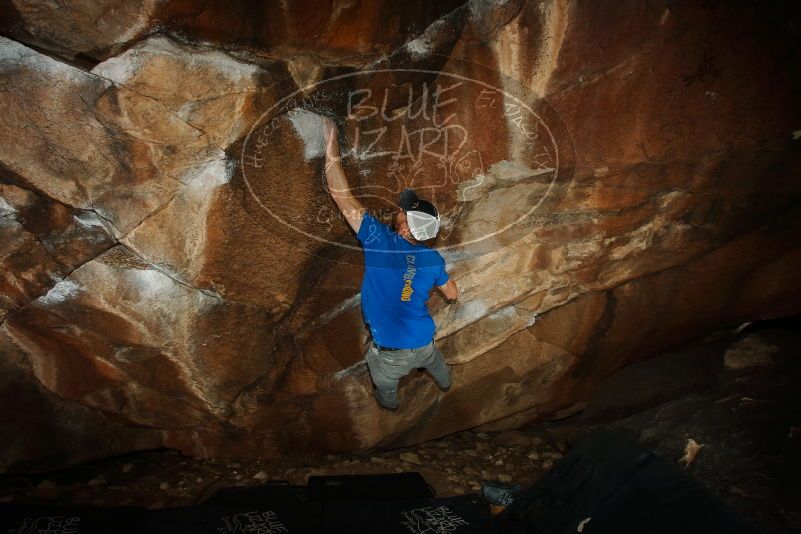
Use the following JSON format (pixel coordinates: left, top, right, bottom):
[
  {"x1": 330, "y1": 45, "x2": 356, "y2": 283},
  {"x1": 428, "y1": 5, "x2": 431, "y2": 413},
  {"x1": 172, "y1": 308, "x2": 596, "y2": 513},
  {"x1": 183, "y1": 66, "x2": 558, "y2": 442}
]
[{"x1": 0, "y1": 427, "x2": 565, "y2": 509}]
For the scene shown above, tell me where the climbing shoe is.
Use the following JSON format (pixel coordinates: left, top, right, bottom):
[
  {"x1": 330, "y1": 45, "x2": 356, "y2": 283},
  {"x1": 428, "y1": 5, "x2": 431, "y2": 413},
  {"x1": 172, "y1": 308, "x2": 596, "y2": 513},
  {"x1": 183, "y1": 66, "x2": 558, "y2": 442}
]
[{"x1": 481, "y1": 481, "x2": 522, "y2": 506}]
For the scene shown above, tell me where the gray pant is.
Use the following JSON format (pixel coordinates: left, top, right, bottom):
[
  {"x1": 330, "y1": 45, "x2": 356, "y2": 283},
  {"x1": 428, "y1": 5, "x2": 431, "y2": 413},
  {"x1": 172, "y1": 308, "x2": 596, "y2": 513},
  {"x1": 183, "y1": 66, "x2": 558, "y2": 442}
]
[{"x1": 365, "y1": 339, "x2": 451, "y2": 407}]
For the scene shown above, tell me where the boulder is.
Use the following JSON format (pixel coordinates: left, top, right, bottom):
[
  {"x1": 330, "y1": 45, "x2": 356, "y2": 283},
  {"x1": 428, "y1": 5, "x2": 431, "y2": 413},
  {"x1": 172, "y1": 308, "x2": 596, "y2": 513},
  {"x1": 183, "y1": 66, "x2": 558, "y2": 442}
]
[
  {"x1": 0, "y1": 0, "x2": 470, "y2": 65},
  {"x1": 0, "y1": 182, "x2": 115, "y2": 322},
  {"x1": 0, "y1": 0, "x2": 800, "y2": 469}
]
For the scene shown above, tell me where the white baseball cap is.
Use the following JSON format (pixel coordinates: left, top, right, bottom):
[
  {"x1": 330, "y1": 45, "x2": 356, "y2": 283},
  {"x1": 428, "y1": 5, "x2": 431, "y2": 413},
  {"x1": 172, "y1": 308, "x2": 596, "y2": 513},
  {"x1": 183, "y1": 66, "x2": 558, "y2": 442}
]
[{"x1": 399, "y1": 189, "x2": 441, "y2": 241}]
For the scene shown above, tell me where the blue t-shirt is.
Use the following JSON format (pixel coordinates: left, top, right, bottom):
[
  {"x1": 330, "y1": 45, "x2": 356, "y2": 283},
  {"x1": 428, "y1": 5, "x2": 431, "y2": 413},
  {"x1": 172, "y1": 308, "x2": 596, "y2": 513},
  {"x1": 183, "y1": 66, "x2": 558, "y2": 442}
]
[{"x1": 356, "y1": 213, "x2": 449, "y2": 349}]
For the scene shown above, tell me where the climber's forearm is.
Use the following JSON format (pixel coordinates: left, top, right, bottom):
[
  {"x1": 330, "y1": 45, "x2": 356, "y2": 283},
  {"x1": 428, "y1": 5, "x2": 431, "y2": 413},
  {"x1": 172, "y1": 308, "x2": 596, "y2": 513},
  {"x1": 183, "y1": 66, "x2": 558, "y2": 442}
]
[
  {"x1": 324, "y1": 147, "x2": 355, "y2": 207},
  {"x1": 324, "y1": 124, "x2": 365, "y2": 232}
]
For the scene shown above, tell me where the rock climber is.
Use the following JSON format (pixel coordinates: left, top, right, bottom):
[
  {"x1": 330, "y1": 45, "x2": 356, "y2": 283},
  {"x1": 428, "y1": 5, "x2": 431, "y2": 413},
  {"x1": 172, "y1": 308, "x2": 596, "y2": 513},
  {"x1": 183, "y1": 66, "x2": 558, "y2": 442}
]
[{"x1": 321, "y1": 116, "x2": 458, "y2": 411}]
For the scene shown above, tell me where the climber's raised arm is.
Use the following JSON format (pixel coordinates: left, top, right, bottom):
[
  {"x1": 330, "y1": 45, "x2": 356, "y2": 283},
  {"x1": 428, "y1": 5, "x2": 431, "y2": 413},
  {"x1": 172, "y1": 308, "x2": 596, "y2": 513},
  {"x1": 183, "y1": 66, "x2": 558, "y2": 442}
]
[{"x1": 321, "y1": 117, "x2": 365, "y2": 234}]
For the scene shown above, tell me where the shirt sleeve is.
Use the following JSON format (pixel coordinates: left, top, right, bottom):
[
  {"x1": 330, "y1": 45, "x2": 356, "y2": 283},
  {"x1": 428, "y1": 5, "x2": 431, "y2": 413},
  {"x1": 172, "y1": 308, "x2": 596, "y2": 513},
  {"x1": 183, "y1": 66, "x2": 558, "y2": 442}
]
[
  {"x1": 434, "y1": 256, "x2": 450, "y2": 286},
  {"x1": 356, "y1": 212, "x2": 391, "y2": 246}
]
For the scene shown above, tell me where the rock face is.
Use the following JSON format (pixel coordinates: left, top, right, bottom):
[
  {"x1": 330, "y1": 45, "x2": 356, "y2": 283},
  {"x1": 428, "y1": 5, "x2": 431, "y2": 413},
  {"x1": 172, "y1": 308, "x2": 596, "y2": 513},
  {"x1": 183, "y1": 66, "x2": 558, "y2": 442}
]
[
  {"x1": 0, "y1": 0, "x2": 468, "y2": 65},
  {"x1": 1, "y1": 0, "x2": 800, "y2": 471}
]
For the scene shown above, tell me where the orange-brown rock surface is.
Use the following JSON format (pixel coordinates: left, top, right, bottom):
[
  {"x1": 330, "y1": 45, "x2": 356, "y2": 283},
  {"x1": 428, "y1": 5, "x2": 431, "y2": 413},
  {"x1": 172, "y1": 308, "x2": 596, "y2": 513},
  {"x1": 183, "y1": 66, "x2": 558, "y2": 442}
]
[{"x1": 1, "y1": 0, "x2": 800, "y2": 471}]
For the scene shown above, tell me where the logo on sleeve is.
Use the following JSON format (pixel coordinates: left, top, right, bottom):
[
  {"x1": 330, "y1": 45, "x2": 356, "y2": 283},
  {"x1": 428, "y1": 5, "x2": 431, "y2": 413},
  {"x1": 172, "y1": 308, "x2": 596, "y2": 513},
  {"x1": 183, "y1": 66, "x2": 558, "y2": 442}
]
[{"x1": 401, "y1": 254, "x2": 416, "y2": 301}]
